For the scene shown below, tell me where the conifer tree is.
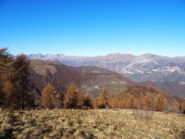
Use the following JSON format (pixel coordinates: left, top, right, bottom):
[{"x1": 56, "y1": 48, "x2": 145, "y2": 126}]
[
  {"x1": 143, "y1": 93, "x2": 154, "y2": 110},
  {"x1": 2, "y1": 80, "x2": 20, "y2": 109},
  {"x1": 0, "y1": 89, "x2": 4, "y2": 106},
  {"x1": 83, "y1": 93, "x2": 94, "y2": 109},
  {"x1": 96, "y1": 88, "x2": 109, "y2": 108},
  {"x1": 0, "y1": 48, "x2": 14, "y2": 107},
  {"x1": 109, "y1": 97, "x2": 117, "y2": 108},
  {"x1": 0, "y1": 49, "x2": 34, "y2": 109},
  {"x1": 40, "y1": 83, "x2": 58, "y2": 108},
  {"x1": 0, "y1": 48, "x2": 14, "y2": 84},
  {"x1": 64, "y1": 85, "x2": 83, "y2": 109},
  {"x1": 126, "y1": 94, "x2": 135, "y2": 109},
  {"x1": 13, "y1": 54, "x2": 34, "y2": 110},
  {"x1": 134, "y1": 97, "x2": 141, "y2": 109},
  {"x1": 122, "y1": 97, "x2": 128, "y2": 108},
  {"x1": 0, "y1": 48, "x2": 14, "y2": 75},
  {"x1": 178, "y1": 102, "x2": 185, "y2": 114},
  {"x1": 155, "y1": 93, "x2": 166, "y2": 111}
]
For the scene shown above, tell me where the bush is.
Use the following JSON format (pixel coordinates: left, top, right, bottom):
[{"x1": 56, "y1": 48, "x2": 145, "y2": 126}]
[{"x1": 132, "y1": 109, "x2": 153, "y2": 120}]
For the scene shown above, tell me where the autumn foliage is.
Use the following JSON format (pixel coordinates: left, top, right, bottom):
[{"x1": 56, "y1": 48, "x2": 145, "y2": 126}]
[
  {"x1": 40, "y1": 84, "x2": 59, "y2": 109},
  {"x1": 95, "y1": 88, "x2": 109, "y2": 108},
  {"x1": 108, "y1": 91, "x2": 167, "y2": 113},
  {"x1": 2, "y1": 80, "x2": 20, "y2": 109},
  {"x1": 13, "y1": 54, "x2": 35, "y2": 109},
  {"x1": 143, "y1": 93, "x2": 154, "y2": 110},
  {"x1": 0, "y1": 48, "x2": 184, "y2": 114},
  {"x1": 178, "y1": 102, "x2": 185, "y2": 114},
  {"x1": 64, "y1": 85, "x2": 84, "y2": 109},
  {"x1": 83, "y1": 93, "x2": 94, "y2": 109},
  {"x1": 0, "y1": 48, "x2": 34, "y2": 110},
  {"x1": 154, "y1": 93, "x2": 166, "y2": 111}
]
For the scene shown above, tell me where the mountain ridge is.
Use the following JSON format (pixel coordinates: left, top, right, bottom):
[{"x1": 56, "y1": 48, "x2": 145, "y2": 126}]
[
  {"x1": 30, "y1": 59, "x2": 137, "y2": 98},
  {"x1": 28, "y1": 53, "x2": 185, "y2": 98},
  {"x1": 27, "y1": 53, "x2": 185, "y2": 82}
]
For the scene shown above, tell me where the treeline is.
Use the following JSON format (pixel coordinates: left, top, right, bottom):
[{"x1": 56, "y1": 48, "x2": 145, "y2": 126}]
[
  {"x1": 0, "y1": 48, "x2": 94, "y2": 110},
  {"x1": 109, "y1": 92, "x2": 166, "y2": 111},
  {"x1": 39, "y1": 85, "x2": 185, "y2": 113},
  {"x1": 40, "y1": 83, "x2": 94, "y2": 109},
  {"x1": 0, "y1": 48, "x2": 185, "y2": 113}
]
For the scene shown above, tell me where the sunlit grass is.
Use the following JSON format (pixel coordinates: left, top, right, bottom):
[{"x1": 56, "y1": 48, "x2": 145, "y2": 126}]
[{"x1": 0, "y1": 109, "x2": 185, "y2": 139}]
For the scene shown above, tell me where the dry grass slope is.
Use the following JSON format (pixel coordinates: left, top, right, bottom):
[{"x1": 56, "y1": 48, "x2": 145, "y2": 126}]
[{"x1": 0, "y1": 109, "x2": 185, "y2": 139}]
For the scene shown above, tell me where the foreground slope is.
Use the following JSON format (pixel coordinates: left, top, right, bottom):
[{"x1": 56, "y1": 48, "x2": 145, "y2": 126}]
[
  {"x1": 30, "y1": 59, "x2": 136, "y2": 97},
  {"x1": 0, "y1": 109, "x2": 185, "y2": 139}
]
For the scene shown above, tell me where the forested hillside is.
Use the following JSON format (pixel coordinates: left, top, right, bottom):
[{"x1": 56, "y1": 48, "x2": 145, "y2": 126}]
[{"x1": 1, "y1": 48, "x2": 185, "y2": 113}]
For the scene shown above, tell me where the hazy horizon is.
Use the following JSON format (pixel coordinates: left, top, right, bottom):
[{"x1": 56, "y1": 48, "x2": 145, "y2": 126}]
[{"x1": 24, "y1": 52, "x2": 185, "y2": 58}]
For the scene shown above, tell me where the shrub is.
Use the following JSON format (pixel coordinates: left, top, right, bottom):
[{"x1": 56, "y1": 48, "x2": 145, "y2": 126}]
[{"x1": 132, "y1": 109, "x2": 153, "y2": 120}]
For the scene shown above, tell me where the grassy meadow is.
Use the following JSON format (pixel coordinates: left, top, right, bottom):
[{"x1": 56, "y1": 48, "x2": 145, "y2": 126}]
[{"x1": 0, "y1": 109, "x2": 185, "y2": 139}]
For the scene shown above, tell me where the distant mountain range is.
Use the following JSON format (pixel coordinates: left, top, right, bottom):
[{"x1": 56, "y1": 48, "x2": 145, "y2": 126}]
[
  {"x1": 28, "y1": 53, "x2": 185, "y2": 98},
  {"x1": 29, "y1": 59, "x2": 185, "y2": 107},
  {"x1": 30, "y1": 59, "x2": 136, "y2": 98}
]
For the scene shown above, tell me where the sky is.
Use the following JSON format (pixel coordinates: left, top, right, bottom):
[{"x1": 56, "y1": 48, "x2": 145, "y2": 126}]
[{"x1": 0, "y1": 0, "x2": 185, "y2": 56}]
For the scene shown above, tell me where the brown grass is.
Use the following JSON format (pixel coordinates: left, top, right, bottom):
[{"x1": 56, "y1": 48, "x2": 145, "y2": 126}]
[{"x1": 0, "y1": 109, "x2": 185, "y2": 139}]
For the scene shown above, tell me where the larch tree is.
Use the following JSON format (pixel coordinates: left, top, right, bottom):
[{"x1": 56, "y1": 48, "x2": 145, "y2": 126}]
[
  {"x1": 143, "y1": 93, "x2": 154, "y2": 110},
  {"x1": 155, "y1": 92, "x2": 166, "y2": 111},
  {"x1": 0, "y1": 48, "x2": 15, "y2": 108},
  {"x1": 178, "y1": 102, "x2": 185, "y2": 114},
  {"x1": 0, "y1": 89, "x2": 4, "y2": 106},
  {"x1": 2, "y1": 80, "x2": 20, "y2": 109},
  {"x1": 13, "y1": 54, "x2": 34, "y2": 110},
  {"x1": 83, "y1": 93, "x2": 94, "y2": 109},
  {"x1": 96, "y1": 88, "x2": 109, "y2": 108},
  {"x1": 0, "y1": 48, "x2": 14, "y2": 75},
  {"x1": 40, "y1": 83, "x2": 58, "y2": 109},
  {"x1": 126, "y1": 94, "x2": 135, "y2": 109},
  {"x1": 122, "y1": 97, "x2": 128, "y2": 108},
  {"x1": 109, "y1": 97, "x2": 116, "y2": 108},
  {"x1": 64, "y1": 85, "x2": 83, "y2": 109},
  {"x1": 134, "y1": 96, "x2": 143, "y2": 109}
]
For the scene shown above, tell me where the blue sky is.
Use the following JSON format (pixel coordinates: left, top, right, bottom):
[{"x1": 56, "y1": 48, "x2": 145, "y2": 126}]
[{"x1": 0, "y1": 0, "x2": 185, "y2": 56}]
